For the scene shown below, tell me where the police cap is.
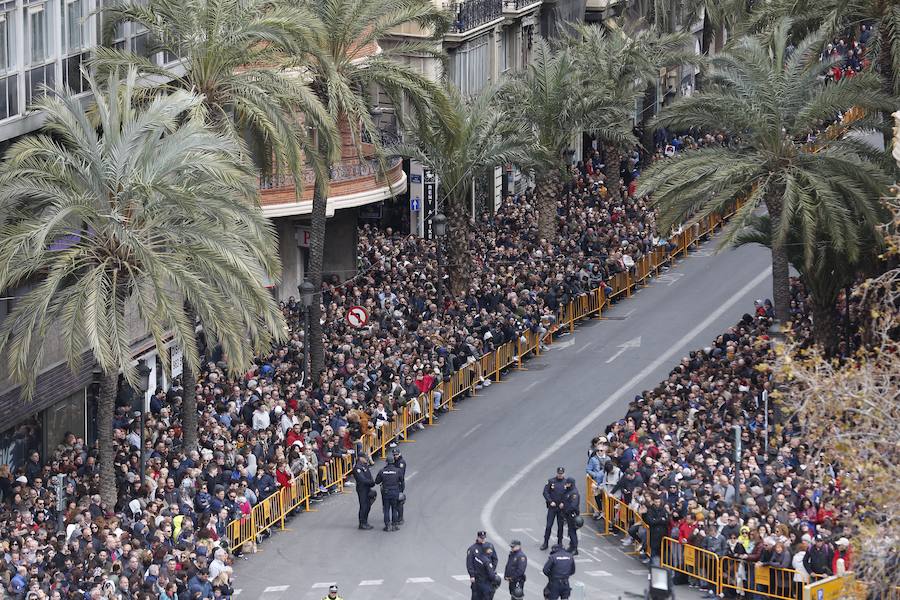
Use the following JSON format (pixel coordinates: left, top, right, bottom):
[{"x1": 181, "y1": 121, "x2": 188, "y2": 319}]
[
  {"x1": 510, "y1": 540, "x2": 521, "y2": 547},
  {"x1": 556, "y1": 467, "x2": 565, "y2": 475}
]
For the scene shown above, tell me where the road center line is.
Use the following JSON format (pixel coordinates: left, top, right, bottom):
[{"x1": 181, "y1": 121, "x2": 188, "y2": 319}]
[
  {"x1": 462, "y1": 423, "x2": 482, "y2": 438},
  {"x1": 481, "y1": 267, "x2": 771, "y2": 576},
  {"x1": 576, "y1": 341, "x2": 593, "y2": 353},
  {"x1": 522, "y1": 381, "x2": 540, "y2": 393}
]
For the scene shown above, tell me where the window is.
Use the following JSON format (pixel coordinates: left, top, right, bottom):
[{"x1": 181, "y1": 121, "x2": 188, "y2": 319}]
[
  {"x1": 0, "y1": 74, "x2": 18, "y2": 119},
  {"x1": 449, "y1": 33, "x2": 490, "y2": 98},
  {"x1": 64, "y1": 0, "x2": 86, "y2": 52},
  {"x1": 62, "y1": 51, "x2": 88, "y2": 94},
  {"x1": 26, "y1": 62, "x2": 54, "y2": 104},
  {"x1": 26, "y1": 4, "x2": 49, "y2": 65},
  {"x1": 0, "y1": 11, "x2": 13, "y2": 73}
]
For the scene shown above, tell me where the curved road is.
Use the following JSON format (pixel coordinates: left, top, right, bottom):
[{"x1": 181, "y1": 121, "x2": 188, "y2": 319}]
[{"x1": 233, "y1": 236, "x2": 773, "y2": 600}]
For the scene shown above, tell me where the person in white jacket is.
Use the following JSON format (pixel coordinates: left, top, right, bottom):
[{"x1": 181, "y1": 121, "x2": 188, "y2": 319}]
[{"x1": 792, "y1": 541, "x2": 811, "y2": 584}]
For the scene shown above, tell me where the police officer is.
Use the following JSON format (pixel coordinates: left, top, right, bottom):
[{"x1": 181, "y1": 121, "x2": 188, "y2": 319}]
[
  {"x1": 392, "y1": 449, "x2": 407, "y2": 524},
  {"x1": 321, "y1": 584, "x2": 343, "y2": 600},
  {"x1": 467, "y1": 531, "x2": 498, "y2": 584},
  {"x1": 471, "y1": 542, "x2": 501, "y2": 600},
  {"x1": 352, "y1": 454, "x2": 376, "y2": 530},
  {"x1": 504, "y1": 540, "x2": 527, "y2": 599},
  {"x1": 562, "y1": 478, "x2": 580, "y2": 555},
  {"x1": 542, "y1": 545, "x2": 575, "y2": 600},
  {"x1": 541, "y1": 467, "x2": 567, "y2": 550},
  {"x1": 374, "y1": 454, "x2": 403, "y2": 531}
]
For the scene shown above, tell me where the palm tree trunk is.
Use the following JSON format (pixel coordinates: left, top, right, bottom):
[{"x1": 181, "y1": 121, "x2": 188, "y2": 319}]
[
  {"x1": 446, "y1": 192, "x2": 471, "y2": 298},
  {"x1": 770, "y1": 240, "x2": 791, "y2": 325},
  {"x1": 535, "y1": 170, "x2": 561, "y2": 242},
  {"x1": 308, "y1": 176, "x2": 328, "y2": 384},
  {"x1": 181, "y1": 302, "x2": 198, "y2": 453},
  {"x1": 604, "y1": 145, "x2": 623, "y2": 204},
  {"x1": 878, "y1": 23, "x2": 897, "y2": 148},
  {"x1": 809, "y1": 289, "x2": 841, "y2": 356},
  {"x1": 97, "y1": 369, "x2": 118, "y2": 507}
]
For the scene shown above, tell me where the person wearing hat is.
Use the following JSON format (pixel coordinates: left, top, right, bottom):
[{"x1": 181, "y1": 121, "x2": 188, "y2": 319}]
[
  {"x1": 540, "y1": 468, "x2": 568, "y2": 551},
  {"x1": 832, "y1": 537, "x2": 852, "y2": 575},
  {"x1": 504, "y1": 540, "x2": 527, "y2": 599},
  {"x1": 561, "y1": 478, "x2": 580, "y2": 555},
  {"x1": 321, "y1": 584, "x2": 343, "y2": 600},
  {"x1": 467, "y1": 531, "x2": 499, "y2": 583},
  {"x1": 470, "y1": 539, "x2": 501, "y2": 600},
  {"x1": 542, "y1": 545, "x2": 575, "y2": 600},
  {"x1": 803, "y1": 534, "x2": 833, "y2": 577},
  {"x1": 352, "y1": 454, "x2": 376, "y2": 530},
  {"x1": 392, "y1": 449, "x2": 408, "y2": 524},
  {"x1": 374, "y1": 454, "x2": 403, "y2": 531}
]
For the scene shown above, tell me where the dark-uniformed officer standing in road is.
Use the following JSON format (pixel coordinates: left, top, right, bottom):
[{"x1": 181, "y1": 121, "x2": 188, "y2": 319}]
[
  {"x1": 504, "y1": 540, "x2": 527, "y2": 599},
  {"x1": 562, "y1": 478, "x2": 580, "y2": 555},
  {"x1": 374, "y1": 454, "x2": 404, "y2": 531},
  {"x1": 541, "y1": 467, "x2": 568, "y2": 550},
  {"x1": 352, "y1": 454, "x2": 376, "y2": 530},
  {"x1": 392, "y1": 449, "x2": 407, "y2": 524},
  {"x1": 467, "y1": 531, "x2": 498, "y2": 585},
  {"x1": 471, "y1": 541, "x2": 501, "y2": 600},
  {"x1": 542, "y1": 545, "x2": 575, "y2": 600}
]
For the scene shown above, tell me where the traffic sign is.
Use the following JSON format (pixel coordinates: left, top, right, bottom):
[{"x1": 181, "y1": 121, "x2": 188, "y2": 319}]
[
  {"x1": 346, "y1": 306, "x2": 369, "y2": 328},
  {"x1": 410, "y1": 197, "x2": 421, "y2": 211}
]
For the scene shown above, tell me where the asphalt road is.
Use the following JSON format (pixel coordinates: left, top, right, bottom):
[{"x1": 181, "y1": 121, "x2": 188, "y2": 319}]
[{"x1": 233, "y1": 235, "x2": 773, "y2": 600}]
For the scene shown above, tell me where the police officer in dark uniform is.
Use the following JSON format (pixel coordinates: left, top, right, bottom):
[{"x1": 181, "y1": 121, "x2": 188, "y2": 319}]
[
  {"x1": 471, "y1": 540, "x2": 501, "y2": 600},
  {"x1": 374, "y1": 454, "x2": 403, "y2": 531},
  {"x1": 467, "y1": 531, "x2": 498, "y2": 585},
  {"x1": 562, "y1": 478, "x2": 580, "y2": 555},
  {"x1": 392, "y1": 449, "x2": 407, "y2": 524},
  {"x1": 541, "y1": 467, "x2": 567, "y2": 550},
  {"x1": 352, "y1": 454, "x2": 376, "y2": 529},
  {"x1": 504, "y1": 540, "x2": 527, "y2": 599},
  {"x1": 542, "y1": 545, "x2": 575, "y2": 600}
]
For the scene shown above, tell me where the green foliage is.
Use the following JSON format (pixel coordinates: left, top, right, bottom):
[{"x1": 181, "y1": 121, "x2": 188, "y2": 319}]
[
  {"x1": 0, "y1": 68, "x2": 286, "y2": 394},
  {"x1": 637, "y1": 18, "x2": 896, "y2": 271}
]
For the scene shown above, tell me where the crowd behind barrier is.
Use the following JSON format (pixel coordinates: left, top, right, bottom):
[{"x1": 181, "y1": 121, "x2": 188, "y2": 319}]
[
  {"x1": 581, "y1": 282, "x2": 897, "y2": 600},
  {"x1": 0, "y1": 134, "x2": 739, "y2": 600},
  {"x1": 0, "y1": 91, "x2": 872, "y2": 598}
]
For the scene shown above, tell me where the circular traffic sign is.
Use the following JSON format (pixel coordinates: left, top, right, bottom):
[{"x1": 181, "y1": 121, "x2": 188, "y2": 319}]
[{"x1": 346, "y1": 305, "x2": 369, "y2": 328}]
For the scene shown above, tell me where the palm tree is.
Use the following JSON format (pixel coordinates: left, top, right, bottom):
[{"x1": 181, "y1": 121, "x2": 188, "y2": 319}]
[
  {"x1": 734, "y1": 212, "x2": 883, "y2": 353},
  {"x1": 567, "y1": 23, "x2": 696, "y2": 201},
  {"x1": 502, "y1": 37, "x2": 634, "y2": 242},
  {"x1": 94, "y1": 0, "x2": 334, "y2": 450},
  {"x1": 637, "y1": 19, "x2": 895, "y2": 324},
  {"x1": 291, "y1": 0, "x2": 450, "y2": 380},
  {"x1": 391, "y1": 85, "x2": 527, "y2": 297},
  {"x1": 749, "y1": 0, "x2": 900, "y2": 95},
  {"x1": 0, "y1": 69, "x2": 286, "y2": 506}
]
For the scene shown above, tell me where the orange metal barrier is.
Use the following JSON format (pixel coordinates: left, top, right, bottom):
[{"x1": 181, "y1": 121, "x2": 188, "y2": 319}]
[
  {"x1": 721, "y1": 555, "x2": 818, "y2": 600},
  {"x1": 660, "y1": 537, "x2": 722, "y2": 592},
  {"x1": 604, "y1": 492, "x2": 648, "y2": 555}
]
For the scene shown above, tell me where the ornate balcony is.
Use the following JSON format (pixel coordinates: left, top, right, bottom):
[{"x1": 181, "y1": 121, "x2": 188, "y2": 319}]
[
  {"x1": 257, "y1": 155, "x2": 406, "y2": 219},
  {"x1": 502, "y1": 0, "x2": 541, "y2": 13},
  {"x1": 446, "y1": 0, "x2": 504, "y2": 36}
]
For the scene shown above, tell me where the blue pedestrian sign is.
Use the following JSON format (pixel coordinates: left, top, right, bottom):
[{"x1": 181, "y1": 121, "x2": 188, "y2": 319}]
[{"x1": 410, "y1": 197, "x2": 421, "y2": 211}]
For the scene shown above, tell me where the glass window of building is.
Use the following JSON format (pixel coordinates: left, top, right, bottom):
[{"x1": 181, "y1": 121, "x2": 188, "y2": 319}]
[
  {"x1": 0, "y1": 9, "x2": 13, "y2": 73},
  {"x1": 64, "y1": 0, "x2": 86, "y2": 52},
  {"x1": 26, "y1": 3, "x2": 49, "y2": 65}
]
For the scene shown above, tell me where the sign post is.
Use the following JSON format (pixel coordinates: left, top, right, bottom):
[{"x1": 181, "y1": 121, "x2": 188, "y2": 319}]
[{"x1": 423, "y1": 167, "x2": 437, "y2": 240}]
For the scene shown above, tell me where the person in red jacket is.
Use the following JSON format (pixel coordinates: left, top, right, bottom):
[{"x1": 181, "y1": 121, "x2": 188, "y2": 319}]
[
  {"x1": 275, "y1": 460, "x2": 292, "y2": 488},
  {"x1": 285, "y1": 423, "x2": 305, "y2": 448},
  {"x1": 832, "y1": 537, "x2": 852, "y2": 575},
  {"x1": 678, "y1": 512, "x2": 698, "y2": 545}
]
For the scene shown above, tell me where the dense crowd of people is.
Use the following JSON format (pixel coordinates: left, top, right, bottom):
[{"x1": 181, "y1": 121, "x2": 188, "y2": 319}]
[
  {"x1": 0, "y1": 144, "x2": 677, "y2": 599},
  {"x1": 586, "y1": 282, "x2": 857, "y2": 597}
]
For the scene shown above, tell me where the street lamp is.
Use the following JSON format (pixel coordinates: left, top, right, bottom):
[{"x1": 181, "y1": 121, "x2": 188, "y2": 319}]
[
  {"x1": 134, "y1": 361, "x2": 151, "y2": 485},
  {"x1": 299, "y1": 279, "x2": 315, "y2": 386},
  {"x1": 647, "y1": 565, "x2": 673, "y2": 600},
  {"x1": 433, "y1": 212, "x2": 447, "y2": 314}
]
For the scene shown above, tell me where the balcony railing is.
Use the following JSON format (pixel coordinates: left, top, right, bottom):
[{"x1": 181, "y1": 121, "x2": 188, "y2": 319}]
[
  {"x1": 502, "y1": 0, "x2": 541, "y2": 11},
  {"x1": 447, "y1": 0, "x2": 503, "y2": 34},
  {"x1": 258, "y1": 156, "x2": 403, "y2": 190}
]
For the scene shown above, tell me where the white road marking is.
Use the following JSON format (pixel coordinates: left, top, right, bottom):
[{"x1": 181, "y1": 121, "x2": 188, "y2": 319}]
[
  {"x1": 406, "y1": 470, "x2": 418, "y2": 481},
  {"x1": 575, "y1": 558, "x2": 593, "y2": 563},
  {"x1": 657, "y1": 272, "x2": 685, "y2": 286},
  {"x1": 452, "y1": 575, "x2": 471, "y2": 581},
  {"x1": 462, "y1": 424, "x2": 482, "y2": 438},
  {"x1": 406, "y1": 577, "x2": 435, "y2": 583},
  {"x1": 232, "y1": 590, "x2": 242, "y2": 596},
  {"x1": 604, "y1": 336, "x2": 641, "y2": 363},
  {"x1": 311, "y1": 583, "x2": 334, "y2": 589},
  {"x1": 264, "y1": 585, "x2": 290, "y2": 592},
  {"x1": 579, "y1": 547, "x2": 605, "y2": 562},
  {"x1": 510, "y1": 527, "x2": 542, "y2": 543},
  {"x1": 628, "y1": 569, "x2": 648, "y2": 575},
  {"x1": 622, "y1": 308, "x2": 636, "y2": 317},
  {"x1": 523, "y1": 381, "x2": 540, "y2": 393},
  {"x1": 481, "y1": 267, "x2": 772, "y2": 577},
  {"x1": 585, "y1": 570, "x2": 612, "y2": 577},
  {"x1": 554, "y1": 338, "x2": 577, "y2": 350},
  {"x1": 591, "y1": 546, "x2": 613, "y2": 558},
  {"x1": 359, "y1": 580, "x2": 383, "y2": 586},
  {"x1": 576, "y1": 341, "x2": 594, "y2": 354}
]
